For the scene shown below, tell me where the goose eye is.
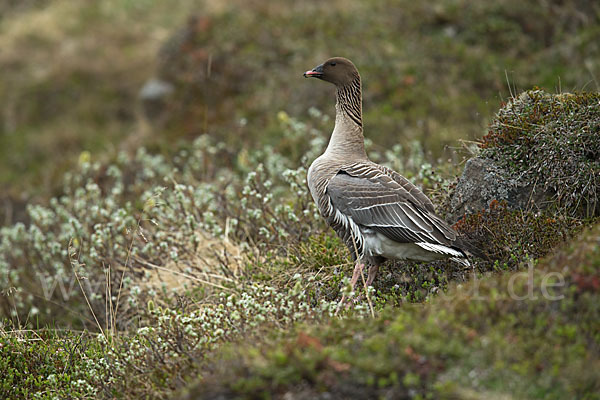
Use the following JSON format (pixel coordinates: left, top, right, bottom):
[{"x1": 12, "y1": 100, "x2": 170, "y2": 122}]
[{"x1": 330, "y1": 62, "x2": 336, "y2": 66}]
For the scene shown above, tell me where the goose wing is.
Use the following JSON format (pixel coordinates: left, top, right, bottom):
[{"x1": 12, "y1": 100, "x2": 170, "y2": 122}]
[{"x1": 327, "y1": 163, "x2": 457, "y2": 246}]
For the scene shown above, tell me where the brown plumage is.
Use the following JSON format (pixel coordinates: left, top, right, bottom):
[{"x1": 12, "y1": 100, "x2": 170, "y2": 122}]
[{"x1": 304, "y1": 57, "x2": 471, "y2": 306}]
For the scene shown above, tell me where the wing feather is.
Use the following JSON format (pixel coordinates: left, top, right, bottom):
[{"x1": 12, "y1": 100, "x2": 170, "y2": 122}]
[{"x1": 326, "y1": 163, "x2": 457, "y2": 246}]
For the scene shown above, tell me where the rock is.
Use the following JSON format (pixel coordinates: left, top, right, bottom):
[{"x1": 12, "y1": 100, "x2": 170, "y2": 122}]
[
  {"x1": 138, "y1": 78, "x2": 175, "y2": 122},
  {"x1": 450, "y1": 90, "x2": 600, "y2": 222},
  {"x1": 448, "y1": 157, "x2": 552, "y2": 223}
]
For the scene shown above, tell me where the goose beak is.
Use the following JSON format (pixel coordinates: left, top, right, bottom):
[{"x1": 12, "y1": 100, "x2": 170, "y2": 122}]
[{"x1": 304, "y1": 64, "x2": 324, "y2": 78}]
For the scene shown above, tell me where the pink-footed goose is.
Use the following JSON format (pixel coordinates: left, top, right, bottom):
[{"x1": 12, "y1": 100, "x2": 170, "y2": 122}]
[{"x1": 304, "y1": 57, "x2": 471, "y2": 306}]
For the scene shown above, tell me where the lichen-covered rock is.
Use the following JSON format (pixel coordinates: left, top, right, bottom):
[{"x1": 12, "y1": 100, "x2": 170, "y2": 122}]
[
  {"x1": 450, "y1": 90, "x2": 600, "y2": 221},
  {"x1": 448, "y1": 157, "x2": 551, "y2": 223}
]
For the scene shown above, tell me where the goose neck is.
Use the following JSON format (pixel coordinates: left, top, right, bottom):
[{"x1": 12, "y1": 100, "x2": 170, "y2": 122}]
[{"x1": 324, "y1": 79, "x2": 366, "y2": 159}]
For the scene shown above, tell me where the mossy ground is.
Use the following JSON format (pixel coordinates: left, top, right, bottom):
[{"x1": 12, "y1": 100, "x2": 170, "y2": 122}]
[{"x1": 180, "y1": 223, "x2": 600, "y2": 400}]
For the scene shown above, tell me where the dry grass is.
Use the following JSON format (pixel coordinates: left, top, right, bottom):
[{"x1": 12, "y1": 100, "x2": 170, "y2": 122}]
[{"x1": 140, "y1": 230, "x2": 248, "y2": 293}]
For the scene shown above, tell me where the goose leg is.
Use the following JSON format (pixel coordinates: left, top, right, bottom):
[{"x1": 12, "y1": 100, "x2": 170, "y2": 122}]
[
  {"x1": 351, "y1": 264, "x2": 379, "y2": 305},
  {"x1": 336, "y1": 262, "x2": 364, "y2": 314},
  {"x1": 366, "y1": 264, "x2": 379, "y2": 287},
  {"x1": 349, "y1": 261, "x2": 364, "y2": 288}
]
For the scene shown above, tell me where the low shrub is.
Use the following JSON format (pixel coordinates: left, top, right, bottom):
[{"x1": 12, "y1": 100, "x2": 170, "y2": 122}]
[{"x1": 0, "y1": 327, "x2": 108, "y2": 400}]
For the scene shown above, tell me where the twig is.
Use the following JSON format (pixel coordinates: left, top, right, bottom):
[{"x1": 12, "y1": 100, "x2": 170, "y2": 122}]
[
  {"x1": 69, "y1": 239, "x2": 105, "y2": 337},
  {"x1": 133, "y1": 257, "x2": 233, "y2": 291},
  {"x1": 113, "y1": 214, "x2": 142, "y2": 325}
]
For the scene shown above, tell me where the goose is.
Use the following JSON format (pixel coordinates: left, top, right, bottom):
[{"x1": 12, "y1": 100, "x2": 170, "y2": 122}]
[{"x1": 304, "y1": 57, "x2": 472, "y2": 306}]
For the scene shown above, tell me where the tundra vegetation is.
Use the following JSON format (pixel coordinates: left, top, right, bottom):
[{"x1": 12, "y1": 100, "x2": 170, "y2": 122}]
[{"x1": 0, "y1": 0, "x2": 599, "y2": 399}]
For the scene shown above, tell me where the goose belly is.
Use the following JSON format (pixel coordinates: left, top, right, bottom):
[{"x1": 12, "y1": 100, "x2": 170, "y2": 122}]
[{"x1": 362, "y1": 230, "x2": 448, "y2": 262}]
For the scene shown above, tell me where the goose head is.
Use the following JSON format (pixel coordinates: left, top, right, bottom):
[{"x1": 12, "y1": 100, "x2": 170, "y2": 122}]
[{"x1": 304, "y1": 57, "x2": 360, "y2": 87}]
